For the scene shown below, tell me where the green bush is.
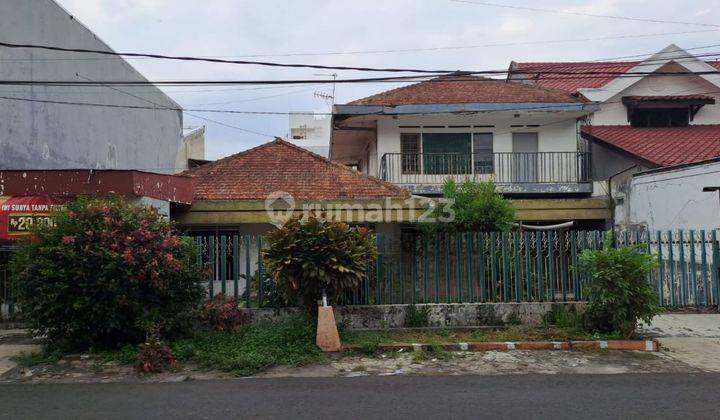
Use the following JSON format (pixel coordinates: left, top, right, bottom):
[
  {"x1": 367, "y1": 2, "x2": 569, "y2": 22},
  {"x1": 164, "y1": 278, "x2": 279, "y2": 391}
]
[
  {"x1": 423, "y1": 179, "x2": 515, "y2": 233},
  {"x1": 578, "y1": 238, "x2": 659, "y2": 338},
  {"x1": 10, "y1": 198, "x2": 205, "y2": 350},
  {"x1": 263, "y1": 216, "x2": 377, "y2": 312}
]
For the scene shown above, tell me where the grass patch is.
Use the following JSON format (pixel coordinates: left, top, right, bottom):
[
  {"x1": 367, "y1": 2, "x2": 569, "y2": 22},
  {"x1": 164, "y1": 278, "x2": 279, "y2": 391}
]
[
  {"x1": 412, "y1": 345, "x2": 453, "y2": 363},
  {"x1": 98, "y1": 344, "x2": 138, "y2": 365},
  {"x1": 171, "y1": 316, "x2": 323, "y2": 376},
  {"x1": 11, "y1": 348, "x2": 63, "y2": 367},
  {"x1": 342, "y1": 325, "x2": 626, "y2": 348},
  {"x1": 12, "y1": 316, "x2": 322, "y2": 376}
]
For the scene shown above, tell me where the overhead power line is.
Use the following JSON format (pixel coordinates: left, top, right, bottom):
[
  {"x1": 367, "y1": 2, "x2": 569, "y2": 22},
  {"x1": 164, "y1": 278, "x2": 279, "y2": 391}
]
[
  {"x1": 449, "y1": 0, "x2": 720, "y2": 28},
  {"x1": 0, "y1": 41, "x2": 458, "y2": 74},
  {"x1": 1, "y1": 41, "x2": 719, "y2": 82},
  {"x1": 1, "y1": 68, "x2": 719, "y2": 87},
  {"x1": 0, "y1": 94, "x2": 330, "y2": 116},
  {"x1": 587, "y1": 43, "x2": 720, "y2": 63},
  {"x1": 73, "y1": 73, "x2": 279, "y2": 139},
  {"x1": 4, "y1": 86, "x2": 720, "y2": 116},
  {"x1": 0, "y1": 29, "x2": 716, "y2": 61}
]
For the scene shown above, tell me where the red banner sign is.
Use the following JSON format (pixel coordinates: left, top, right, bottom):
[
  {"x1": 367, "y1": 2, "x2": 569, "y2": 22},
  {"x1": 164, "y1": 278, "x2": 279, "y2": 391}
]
[{"x1": 0, "y1": 196, "x2": 65, "y2": 241}]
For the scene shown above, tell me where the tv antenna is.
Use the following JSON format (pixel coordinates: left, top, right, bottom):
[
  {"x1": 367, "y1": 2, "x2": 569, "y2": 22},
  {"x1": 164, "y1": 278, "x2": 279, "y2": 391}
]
[{"x1": 312, "y1": 73, "x2": 337, "y2": 109}]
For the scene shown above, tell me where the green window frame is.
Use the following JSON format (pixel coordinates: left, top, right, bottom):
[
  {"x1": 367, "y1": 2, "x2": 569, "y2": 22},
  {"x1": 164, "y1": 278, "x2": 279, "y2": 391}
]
[{"x1": 422, "y1": 133, "x2": 472, "y2": 175}]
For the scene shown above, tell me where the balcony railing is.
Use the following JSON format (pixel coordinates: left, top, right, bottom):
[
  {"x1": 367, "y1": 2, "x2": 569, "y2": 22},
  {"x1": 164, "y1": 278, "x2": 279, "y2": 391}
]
[{"x1": 379, "y1": 152, "x2": 591, "y2": 187}]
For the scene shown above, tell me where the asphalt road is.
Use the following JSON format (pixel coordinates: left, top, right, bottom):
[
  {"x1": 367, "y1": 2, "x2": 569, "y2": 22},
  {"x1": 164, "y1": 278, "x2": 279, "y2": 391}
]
[{"x1": 2, "y1": 373, "x2": 720, "y2": 419}]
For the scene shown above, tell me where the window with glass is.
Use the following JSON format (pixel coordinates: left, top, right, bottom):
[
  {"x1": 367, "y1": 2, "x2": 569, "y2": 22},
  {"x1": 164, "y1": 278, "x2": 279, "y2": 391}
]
[
  {"x1": 400, "y1": 133, "x2": 420, "y2": 174},
  {"x1": 422, "y1": 133, "x2": 472, "y2": 174},
  {"x1": 472, "y1": 133, "x2": 493, "y2": 174}
]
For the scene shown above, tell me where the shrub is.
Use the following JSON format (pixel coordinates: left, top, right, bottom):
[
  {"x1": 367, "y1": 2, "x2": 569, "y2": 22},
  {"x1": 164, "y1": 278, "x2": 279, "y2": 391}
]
[
  {"x1": 405, "y1": 304, "x2": 431, "y2": 328},
  {"x1": 201, "y1": 295, "x2": 249, "y2": 332},
  {"x1": 10, "y1": 197, "x2": 205, "y2": 350},
  {"x1": 578, "y1": 238, "x2": 659, "y2": 338},
  {"x1": 423, "y1": 179, "x2": 515, "y2": 233},
  {"x1": 135, "y1": 329, "x2": 175, "y2": 373},
  {"x1": 263, "y1": 216, "x2": 377, "y2": 313}
]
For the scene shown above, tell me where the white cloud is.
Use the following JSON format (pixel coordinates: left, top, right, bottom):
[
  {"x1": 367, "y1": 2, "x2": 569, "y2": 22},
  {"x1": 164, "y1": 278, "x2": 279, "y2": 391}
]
[
  {"x1": 564, "y1": 0, "x2": 623, "y2": 15},
  {"x1": 498, "y1": 15, "x2": 535, "y2": 36}
]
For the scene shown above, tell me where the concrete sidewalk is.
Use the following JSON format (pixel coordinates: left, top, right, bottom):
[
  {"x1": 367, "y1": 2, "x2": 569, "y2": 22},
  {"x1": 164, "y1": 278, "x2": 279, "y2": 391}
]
[
  {"x1": 643, "y1": 314, "x2": 720, "y2": 337},
  {"x1": 0, "y1": 329, "x2": 41, "y2": 376},
  {"x1": 644, "y1": 314, "x2": 720, "y2": 372}
]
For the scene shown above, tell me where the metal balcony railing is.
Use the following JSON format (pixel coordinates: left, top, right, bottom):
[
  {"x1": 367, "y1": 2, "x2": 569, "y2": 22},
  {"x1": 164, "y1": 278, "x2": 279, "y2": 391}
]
[{"x1": 379, "y1": 152, "x2": 591, "y2": 186}]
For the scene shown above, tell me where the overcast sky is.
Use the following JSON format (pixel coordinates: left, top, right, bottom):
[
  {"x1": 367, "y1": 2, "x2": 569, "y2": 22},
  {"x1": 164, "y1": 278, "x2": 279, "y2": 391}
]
[{"x1": 55, "y1": 0, "x2": 719, "y2": 160}]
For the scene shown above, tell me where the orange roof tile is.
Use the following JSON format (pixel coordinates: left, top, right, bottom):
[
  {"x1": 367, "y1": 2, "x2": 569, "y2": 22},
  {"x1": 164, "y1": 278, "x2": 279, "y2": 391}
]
[
  {"x1": 513, "y1": 61, "x2": 720, "y2": 93},
  {"x1": 581, "y1": 125, "x2": 720, "y2": 167},
  {"x1": 183, "y1": 139, "x2": 409, "y2": 201},
  {"x1": 348, "y1": 75, "x2": 582, "y2": 106},
  {"x1": 512, "y1": 62, "x2": 639, "y2": 92}
]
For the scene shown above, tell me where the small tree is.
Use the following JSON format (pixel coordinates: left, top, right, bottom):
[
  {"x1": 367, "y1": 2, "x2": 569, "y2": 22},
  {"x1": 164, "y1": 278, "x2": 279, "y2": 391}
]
[
  {"x1": 263, "y1": 216, "x2": 377, "y2": 313},
  {"x1": 10, "y1": 197, "x2": 205, "y2": 350},
  {"x1": 424, "y1": 179, "x2": 515, "y2": 233},
  {"x1": 578, "y1": 237, "x2": 659, "y2": 338}
]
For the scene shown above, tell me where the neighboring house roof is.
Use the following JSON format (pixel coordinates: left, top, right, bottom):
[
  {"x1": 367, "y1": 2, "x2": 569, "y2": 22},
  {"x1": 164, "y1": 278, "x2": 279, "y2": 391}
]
[
  {"x1": 510, "y1": 62, "x2": 639, "y2": 92},
  {"x1": 580, "y1": 125, "x2": 720, "y2": 167},
  {"x1": 512, "y1": 61, "x2": 720, "y2": 93},
  {"x1": 348, "y1": 75, "x2": 583, "y2": 106},
  {"x1": 183, "y1": 139, "x2": 409, "y2": 200}
]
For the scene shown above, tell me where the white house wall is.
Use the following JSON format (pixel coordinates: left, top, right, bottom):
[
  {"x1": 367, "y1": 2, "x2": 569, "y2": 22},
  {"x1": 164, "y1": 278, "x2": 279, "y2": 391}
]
[
  {"x1": 628, "y1": 160, "x2": 720, "y2": 232},
  {"x1": 591, "y1": 67, "x2": 720, "y2": 126},
  {"x1": 374, "y1": 113, "x2": 580, "y2": 178}
]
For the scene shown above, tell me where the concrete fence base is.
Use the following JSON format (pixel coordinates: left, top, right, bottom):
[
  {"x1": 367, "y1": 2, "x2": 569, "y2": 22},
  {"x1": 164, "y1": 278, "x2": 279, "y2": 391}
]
[{"x1": 241, "y1": 302, "x2": 586, "y2": 330}]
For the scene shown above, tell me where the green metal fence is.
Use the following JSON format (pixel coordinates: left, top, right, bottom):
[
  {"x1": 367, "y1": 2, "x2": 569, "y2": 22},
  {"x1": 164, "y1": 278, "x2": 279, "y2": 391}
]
[
  {"x1": 617, "y1": 230, "x2": 720, "y2": 307},
  {"x1": 191, "y1": 229, "x2": 720, "y2": 308},
  {"x1": 349, "y1": 230, "x2": 605, "y2": 305}
]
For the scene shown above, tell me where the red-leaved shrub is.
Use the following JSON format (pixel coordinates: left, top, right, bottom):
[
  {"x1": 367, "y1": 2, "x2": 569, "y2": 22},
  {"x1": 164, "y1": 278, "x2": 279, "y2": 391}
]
[
  {"x1": 135, "y1": 331, "x2": 175, "y2": 373},
  {"x1": 201, "y1": 295, "x2": 249, "y2": 332},
  {"x1": 11, "y1": 197, "x2": 205, "y2": 350}
]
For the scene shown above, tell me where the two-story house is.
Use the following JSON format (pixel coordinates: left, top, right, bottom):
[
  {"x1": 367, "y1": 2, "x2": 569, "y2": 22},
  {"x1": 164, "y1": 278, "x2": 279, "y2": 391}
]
[
  {"x1": 330, "y1": 74, "x2": 609, "y2": 227},
  {"x1": 510, "y1": 44, "x2": 720, "y2": 229}
]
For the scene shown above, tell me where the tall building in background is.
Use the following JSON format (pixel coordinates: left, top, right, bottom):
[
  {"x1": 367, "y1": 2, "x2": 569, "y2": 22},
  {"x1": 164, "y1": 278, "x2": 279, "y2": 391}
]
[{"x1": 0, "y1": 0, "x2": 203, "y2": 174}]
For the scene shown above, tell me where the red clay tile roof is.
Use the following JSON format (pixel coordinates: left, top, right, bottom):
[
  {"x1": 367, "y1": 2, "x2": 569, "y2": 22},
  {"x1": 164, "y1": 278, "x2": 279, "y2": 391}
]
[
  {"x1": 348, "y1": 75, "x2": 582, "y2": 106},
  {"x1": 511, "y1": 62, "x2": 639, "y2": 92},
  {"x1": 513, "y1": 61, "x2": 720, "y2": 93},
  {"x1": 580, "y1": 125, "x2": 720, "y2": 167},
  {"x1": 183, "y1": 139, "x2": 409, "y2": 200}
]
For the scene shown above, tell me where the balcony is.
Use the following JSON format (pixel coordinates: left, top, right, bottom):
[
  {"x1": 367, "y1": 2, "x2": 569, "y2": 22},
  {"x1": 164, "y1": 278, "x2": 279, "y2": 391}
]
[{"x1": 379, "y1": 152, "x2": 592, "y2": 195}]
